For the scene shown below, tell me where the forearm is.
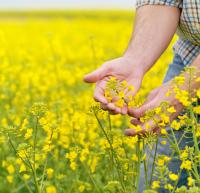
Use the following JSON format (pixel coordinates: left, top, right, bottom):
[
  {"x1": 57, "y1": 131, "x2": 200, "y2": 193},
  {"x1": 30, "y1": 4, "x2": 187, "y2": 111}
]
[{"x1": 124, "y1": 5, "x2": 180, "y2": 74}]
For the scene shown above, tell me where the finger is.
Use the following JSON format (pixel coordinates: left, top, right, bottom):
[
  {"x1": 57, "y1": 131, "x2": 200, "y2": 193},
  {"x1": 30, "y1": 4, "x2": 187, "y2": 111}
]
[
  {"x1": 100, "y1": 96, "x2": 122, "y2": 114},
  {"x1": 109, "y1": 96, "x2": 121, "y2": 113},
  {"x1": 83, "y1": 65, "x2": 107, "y2": 83},
  {"x1": 121, "y1": 105, "x2": 128, "y2": 115},
  {"x1": 124, "y1": 128, "x2": 147, "y2": 136},
  {"x1": 94, "y1": 80, "x2": 108, "y2": 104},
  {"x1": 128, "y1": 99, "x2": 157, "y2": 118},
  {"x1": 125, "y1": 117, "x2": 160, "y2": 136},
  {"x1": 100, "y1": 103, "x2": 118, "y2": 115},
  {"x1": 109, "y1": 96, "x2": 129, "y2": 115},
  {"x1": 101, "y1": 102, "x2": 122, "y2": 114},
  {"x1": 106, "y1": 103, "x2": 122, "y2": 113},
  {"x1": 130, "y1": 118, "x2": 142, "y2": 126},
  {"x1": 128, "y1": 88, "x2": 159, "y2": 117},
  {"x1": 104, "y1": 95, "x2": 122, "y2": 113}
]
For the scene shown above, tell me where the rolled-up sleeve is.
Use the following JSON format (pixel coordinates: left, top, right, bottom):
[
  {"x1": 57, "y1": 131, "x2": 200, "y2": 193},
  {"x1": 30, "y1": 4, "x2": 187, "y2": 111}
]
[{"x1": 136, "y1": 0, "x2": 182, "y2": 9}]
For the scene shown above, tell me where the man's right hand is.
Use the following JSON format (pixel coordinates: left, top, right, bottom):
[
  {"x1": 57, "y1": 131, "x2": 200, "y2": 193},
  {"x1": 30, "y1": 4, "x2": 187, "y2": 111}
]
[{"x1": 83, "y1": 56, "x2": 145, "y2": 115}]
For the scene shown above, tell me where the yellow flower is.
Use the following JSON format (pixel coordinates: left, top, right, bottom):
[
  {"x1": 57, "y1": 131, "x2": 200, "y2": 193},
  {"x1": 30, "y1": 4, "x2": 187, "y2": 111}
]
[
  {"x1": 167, "y1": 106, "x2": 176, "y2": 113},
  {"x1": 160, "y1": 129, "x2": 167, "y2": 135},
  {"x1": 110, "y1": 77, "x2": 116, "y2": 82},
  {"x1": 171, "y1": 120, "x2": 181, "y2": 131},
  {"x1": 180, "y1": 149, "x2": 189, "y2": 160},
  {"x1": 161, "y1": 140, "x2": 167, "y2": 145},
  {"x1": 80, "y1": 148, "x2": 89, "y2": 162},
  {"x1": 23, "y1": 174, "x2": 30, "y2": 180},
  {"x1": 131, "y1": 154, "x2": 138, "y2": 161},
  {"x1": 166, "y1": 90, "x2": 172, "y2": 97},
  {"x1": 174, "y1": 76, "x2": 185, "y2": 85},
  {"x1": 19, "y1": 164, "x2": 26, "y2": 173},
  {"x1": 24, "y1": 128, "x2": 33, "y2": 140},
  {"x1": 180, "y1": 160, "x2": 192, "y2": 170},
  {"x1": 193, "y1": 106, "x2": 200, "y2": 114},
  {"x1": 175, "y1": 88, "x2": 190, "y2": 106},
  {"x1": 6, "y1": 175, "x2": 13, "y2": 183},
  {"x1": 169, "y1": 173, "x2": 178, "y2": 181},
  {"x1": 196, "y1": 77, "x2": 200, "y2": 82},
  {"x1": 164, "y1": 184, "x2": 173, "y2": 190},
  {"x1": 18, "y1": 150, "x2": 27, "y2": 159},
  {"x1": 128, "y1": 85, "x2": 134, "y2": 91},
  {"x1": 78, "y1": 184, "x2": 85, "y2": 192},
  {"x1": 196, "y1": 125, "x2": 200, "y2": 137},
  {"x1": 155, "y1": 107, "x2": 162, "y2": 114},
  {"x1": 197, "y1": 89, "x2": 200, "y2": 98},
  {"x1": 121, "y1": 80, "x2": 128, "y2": 87},
  {"x1": 191, "y1": 97, "x2": 197, "y2": 102},
  {"x1": 6, "y1": 164, "x2": 15, "y2": 174},
  {"x1": 118, "y1": 91, "x2": 125, "y2": 99},
  {"x1": 115, "y1": 99, "x2": 124, "y2": 108},
  {"x1": 105, "y1": 90, "x2": 112, "y2": 102},
  {"x1": 46, "y1": 185, "x2": 57, "y2": 193},
  {"x1": 152, "y1": 181, "x2": 160, "y2": 189},
  {"x1": 157, "y1": 159, "x2": 164, "y2": 167},
  {"x1": 90, "y1": 157, "x2": 98, "y2": 173},
  {"x1": 160, "y1": 113, "x2": 170, "y2": 124},
  {"x1": 164, "y1": 156, "x2": 171, "y2": 162},
  {"x1": 46, "y1": 168, "x2": 54, "y2": 179},
  {"x1": 134, "y1": 125, "x2": 143, "y2": 132},
  {"x1": 196, "y1": 131, "x2": 200, "y2": 137},
  {"x1": 70, "y1": 162, "x2": 77, "y2": 171},
  {"x1": 66, "y1": 151, "x2": 77, "y2": 160},
  {"x1": 187, "y1": 176, "x2": 195, "y2": 186}
]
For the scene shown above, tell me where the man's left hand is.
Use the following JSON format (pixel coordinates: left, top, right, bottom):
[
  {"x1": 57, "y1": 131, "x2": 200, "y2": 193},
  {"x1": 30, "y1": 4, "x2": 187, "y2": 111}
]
[{"x1": 125, "y1": 81, "x2": 184, "y2": 136}]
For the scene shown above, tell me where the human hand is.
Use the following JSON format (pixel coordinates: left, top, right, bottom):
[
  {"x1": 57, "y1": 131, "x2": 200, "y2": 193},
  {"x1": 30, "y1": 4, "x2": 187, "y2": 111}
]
[
  {"x1": 125, "y1": 81, "x2": 184, "y2": 136},
  {"x1": 84, "y1": 56, "x2": 145, "y2": 114}
]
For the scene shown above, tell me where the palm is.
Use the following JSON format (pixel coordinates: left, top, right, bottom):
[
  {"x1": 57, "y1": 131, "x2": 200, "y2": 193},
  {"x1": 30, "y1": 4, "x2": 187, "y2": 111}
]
[{"x1": 84, "y1": 57, "x2": 144, "y2": 114}]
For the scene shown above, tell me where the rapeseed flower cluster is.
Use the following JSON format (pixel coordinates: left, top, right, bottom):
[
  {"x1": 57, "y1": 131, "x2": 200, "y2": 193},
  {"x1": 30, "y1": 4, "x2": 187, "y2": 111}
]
[{"x1": 0, "y1": 10, "x2": 199, "y2": 193}]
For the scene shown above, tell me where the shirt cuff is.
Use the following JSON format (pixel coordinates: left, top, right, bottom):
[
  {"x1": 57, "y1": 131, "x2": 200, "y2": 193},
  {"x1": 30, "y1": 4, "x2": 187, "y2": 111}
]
[{"x1": 136, "y1": 0, "x2": 182, "y2": 9}]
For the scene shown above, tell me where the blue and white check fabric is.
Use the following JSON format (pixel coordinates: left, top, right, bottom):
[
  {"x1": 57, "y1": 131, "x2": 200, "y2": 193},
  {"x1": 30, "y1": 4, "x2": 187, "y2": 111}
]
[{"x1": 136, "y1": 0, "x2": 200, "y2": 66}]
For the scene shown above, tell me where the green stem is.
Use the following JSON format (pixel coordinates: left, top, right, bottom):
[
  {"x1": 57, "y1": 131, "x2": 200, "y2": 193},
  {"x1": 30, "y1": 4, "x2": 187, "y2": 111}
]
[
  {"x1": 7, "y1": 134, "x2": 31, "y2": 168},
  {"x1": 169, "y1": 128, "x2": 181, "y2": 155},
  {"x1": 94, "y1": 111, "x2": 126, "y2": 193},
  {"x1": 33, "y1": 168, "x2": 41, "y2": 193},
  {"x1": 33, "y1": 116, "x2": 39, "y2": 170},
  {"x1": 143, "y1": 140, "x2": 149, "y2": 189},
  {"x1": 135, "y1": 140, "x2": 142, "y2": 193},
  {"x1": 23, "y1": 179, "x2": 34, "y2": 193},
  {"x1": 171, "y1": 169, "x2": 182, "y2": 193},
  {"x1": 32, "y1": 116, "x2": 40, "y2": 193},
  {"x1": 107, "y1": 112, "x2": 115, "y2": 180},
  {"x1": 82, "y1": 162, "x2": 102, "y2": 193},
  {"x1": 24, "y1": 151, "x2": 41, "y2": 193},
  {"x1": 40, "y1": 128, "x2": 54, "y2": 192},
  {"x1": 149, "y1": 137, "x2": 158, "y2": 185}
]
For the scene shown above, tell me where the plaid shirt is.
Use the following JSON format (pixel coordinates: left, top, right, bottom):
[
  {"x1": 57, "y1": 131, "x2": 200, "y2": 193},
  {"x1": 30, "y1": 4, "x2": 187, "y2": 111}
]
[{"x1": 136, "y1": 0, "x2": 200, "y2": 66}]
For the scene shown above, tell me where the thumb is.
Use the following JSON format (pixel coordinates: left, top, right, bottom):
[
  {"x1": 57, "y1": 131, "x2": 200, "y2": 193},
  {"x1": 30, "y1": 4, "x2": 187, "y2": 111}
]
[{"x1": 83, "y1": 65, "x2": 107, "y2": 83}]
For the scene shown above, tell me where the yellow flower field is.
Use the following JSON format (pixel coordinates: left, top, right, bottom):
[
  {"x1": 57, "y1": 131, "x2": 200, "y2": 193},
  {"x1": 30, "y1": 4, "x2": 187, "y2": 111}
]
[{"x1": 0, "y1": 11, "x2": 199, "y2": 193}]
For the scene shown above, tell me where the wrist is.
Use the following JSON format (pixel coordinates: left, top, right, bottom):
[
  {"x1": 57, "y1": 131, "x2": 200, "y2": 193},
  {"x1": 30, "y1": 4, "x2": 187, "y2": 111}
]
[{"x1": 123, "y1": 52, "x2": 148, "y2": 76}]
